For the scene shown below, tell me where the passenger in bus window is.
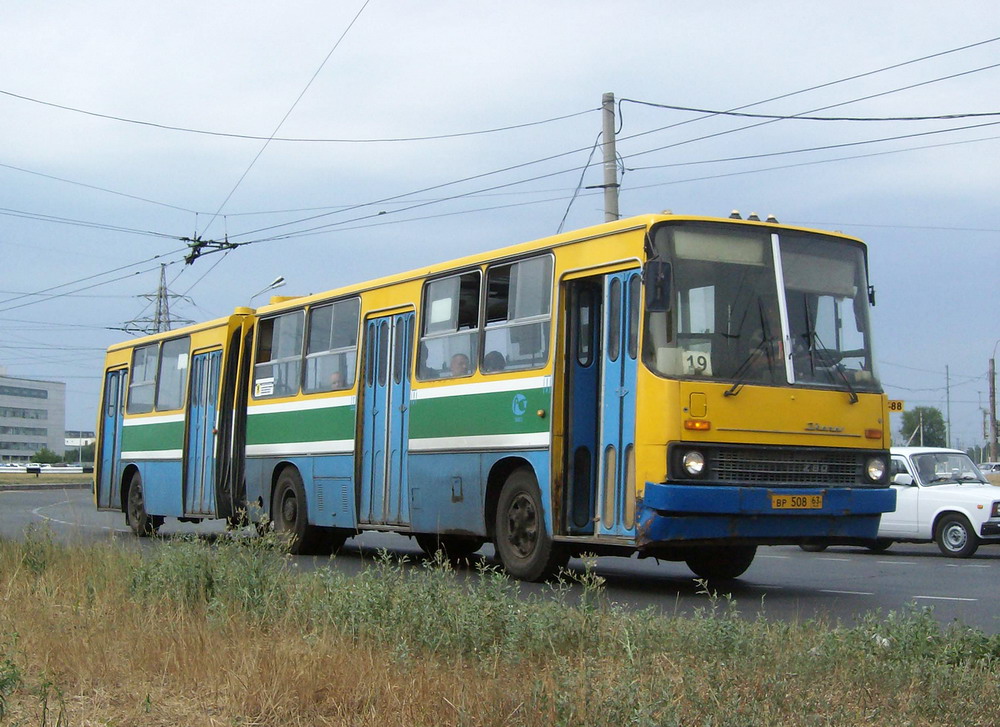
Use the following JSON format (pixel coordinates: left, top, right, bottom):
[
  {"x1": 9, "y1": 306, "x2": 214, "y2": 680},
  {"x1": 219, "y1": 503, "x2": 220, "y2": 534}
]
[
  {"x1": 483, "y1": 350, "x2": 506, "y2": 373},
  {"x1": 329, "y1": 370, "x2": 345, "y2": 389},
  {"x1": 449, "y1": 353, "x2": 470, "y2": 377}
]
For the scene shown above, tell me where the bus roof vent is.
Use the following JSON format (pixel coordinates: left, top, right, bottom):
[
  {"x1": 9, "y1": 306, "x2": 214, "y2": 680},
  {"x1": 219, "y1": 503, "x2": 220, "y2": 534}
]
[
  {"x1": 747, "y1": 212, "x2": 760, "y2": 221},
  {"x1": 729, "y1": 210, "x2": 742, "y2": 219},
  {"x1": 765, "y1": 214, "x2": 779, "y2": 224}
]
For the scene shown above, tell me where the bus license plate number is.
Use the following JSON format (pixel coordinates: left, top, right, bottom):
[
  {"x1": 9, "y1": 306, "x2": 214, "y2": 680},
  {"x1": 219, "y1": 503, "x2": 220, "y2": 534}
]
[{"x1": 771, "y1": 494, "x2": 823, "y2": 509}]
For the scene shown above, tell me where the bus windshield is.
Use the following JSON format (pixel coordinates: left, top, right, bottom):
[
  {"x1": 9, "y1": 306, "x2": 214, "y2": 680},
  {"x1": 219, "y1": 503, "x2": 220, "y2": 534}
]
[{"x1": 642, "y1": 221, "x2": 879, "y2": 392}]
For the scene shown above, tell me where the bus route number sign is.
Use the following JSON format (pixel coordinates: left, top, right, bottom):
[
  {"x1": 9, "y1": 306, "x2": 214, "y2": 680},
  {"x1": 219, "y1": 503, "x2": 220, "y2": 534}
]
[{"x1": 887, "y1": 400, "x2": 904, "y2": 412}]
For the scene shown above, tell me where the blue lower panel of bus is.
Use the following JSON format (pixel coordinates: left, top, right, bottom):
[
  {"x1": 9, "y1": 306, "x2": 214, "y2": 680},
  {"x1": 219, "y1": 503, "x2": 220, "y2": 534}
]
[
  {"x1": 408, "y1": 450, "x2": 550, "y2": 536},
  {"x1": 636, "y1": 482, "x2": 896, "y2": 546},
  {"x1": 133, "y1": 460, "x2": 185, "y2": 518}
]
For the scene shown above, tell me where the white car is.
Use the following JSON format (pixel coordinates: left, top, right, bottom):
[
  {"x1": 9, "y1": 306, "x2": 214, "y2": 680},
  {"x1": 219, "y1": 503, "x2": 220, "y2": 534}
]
[{"x1": 802, "y1": 447, "x2": 1000, "y2": 557}]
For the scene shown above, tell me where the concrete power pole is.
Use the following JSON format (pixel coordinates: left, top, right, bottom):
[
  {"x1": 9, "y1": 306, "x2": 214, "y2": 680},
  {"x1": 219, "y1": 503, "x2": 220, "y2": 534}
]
[
  {"x1": 601, "y1": 92, "x2": 620, "y2": 222},
  {"x1": 990, "y1": 356, "x2": 997, "y2": 461}
]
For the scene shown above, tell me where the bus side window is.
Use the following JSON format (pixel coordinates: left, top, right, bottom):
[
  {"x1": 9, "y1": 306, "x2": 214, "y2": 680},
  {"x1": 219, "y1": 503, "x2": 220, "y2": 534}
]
[
  {"x1": 418, "y1": 271, "x2": 481, "y2": 379},
  {"x1": 483, "y1": 255, "x2": 552, "y2": 372},
  {"x1": 127, "y1": 343, "x2": 158, "y2": 414},
  {"x1": 303, "y1": 298, "x2": 360, "y2": 393},
  {"x1": 253, "y1": 310, "x2": 304, "y2": 398},
  {"x1": 155, "y1": 337, "x2": 190, "y2": 411}
]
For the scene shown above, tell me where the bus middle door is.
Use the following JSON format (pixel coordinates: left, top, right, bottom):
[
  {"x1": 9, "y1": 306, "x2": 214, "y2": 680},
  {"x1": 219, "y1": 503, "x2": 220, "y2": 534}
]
[
  {"x1": 359, "y1": 312, "x2": 414, "y2": 526},
  {"x1": 184, "y1": 349, "x2": 222, "y2": 516}
]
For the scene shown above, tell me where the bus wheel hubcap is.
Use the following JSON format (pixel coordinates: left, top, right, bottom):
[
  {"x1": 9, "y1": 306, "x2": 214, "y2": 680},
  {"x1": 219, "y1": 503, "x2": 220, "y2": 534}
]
[{"x1": 506, "y1": 493, "x2": 538, "y2": 558}]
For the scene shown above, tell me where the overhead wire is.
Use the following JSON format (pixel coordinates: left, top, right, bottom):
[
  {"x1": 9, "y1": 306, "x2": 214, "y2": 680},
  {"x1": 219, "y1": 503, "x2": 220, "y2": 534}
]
[
  {"x1": 201, "y1": 0, "x2": 372, "y2": 236},
  {"x1": 0, "y1": 88, "x2": 596, "y2": 144},
  {"x1": 223, "y1": 37, "x2": 1000, "y2": 245}
]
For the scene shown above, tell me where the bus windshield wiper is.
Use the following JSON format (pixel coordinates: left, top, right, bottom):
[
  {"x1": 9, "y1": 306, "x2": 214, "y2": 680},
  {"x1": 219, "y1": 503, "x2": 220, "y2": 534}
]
[
  {"x1": 724, "y1": 340, "x2": 770, "y2": 397},
  {"x1": 808, "y1": 334, "x2": 858, "y2": 404}
]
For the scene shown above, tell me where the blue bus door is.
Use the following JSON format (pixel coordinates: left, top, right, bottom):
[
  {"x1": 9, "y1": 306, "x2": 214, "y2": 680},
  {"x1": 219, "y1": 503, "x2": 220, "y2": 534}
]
[
  {"x1": 596, "y1": 271, "x2": 640, "y2": 538},
  {"x1": 184, "y1": 349, "x2": 222, "y2": 516},
  {"x1": 97, "y1": 368, "x2": 127, "y2": 509},
  {"x1": 564, "y1": 278, "x2": 602, "y2": 534},
  {"x1": 359, "y1": 312, "x2": 413, "y2": 526}
]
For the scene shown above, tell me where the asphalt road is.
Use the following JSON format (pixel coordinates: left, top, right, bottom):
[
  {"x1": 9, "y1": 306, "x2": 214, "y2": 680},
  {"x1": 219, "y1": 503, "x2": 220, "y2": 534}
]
[{"x1": 4, "y1": 485, "x2": 998, "y2": 634}]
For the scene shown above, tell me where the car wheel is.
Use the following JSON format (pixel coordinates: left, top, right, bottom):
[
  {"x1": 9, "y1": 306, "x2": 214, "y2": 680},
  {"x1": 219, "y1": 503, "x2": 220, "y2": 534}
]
[{"x1": 935, "y1": 513, "x2": 979, "y2": 558}]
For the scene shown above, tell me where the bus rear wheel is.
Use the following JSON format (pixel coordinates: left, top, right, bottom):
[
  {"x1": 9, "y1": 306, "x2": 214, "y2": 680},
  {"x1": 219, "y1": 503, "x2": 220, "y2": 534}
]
[
  {"x1": 271, "y1": 468, "x2": 338, "y2": 555},
  {"x1": 126, "y1": 472, "x2": 163, "y2": 537},
  {"x1": 685, "y1": 545, "x2": 757, "y2": 580},
  {"x1": 494, "y1": 467, "x2": 568, "y2": 582}
]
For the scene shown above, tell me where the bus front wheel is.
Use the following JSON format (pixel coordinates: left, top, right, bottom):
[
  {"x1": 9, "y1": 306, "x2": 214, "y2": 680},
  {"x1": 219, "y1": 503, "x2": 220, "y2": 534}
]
[
  {"x1": 494, "y1": 467, "x2": 568, "y2": 582},
  {"x1": 685, "y1": 545, "x2": 757, "y2": 580},
  {"x1": 126, "y1": 472, "x2": 163, "y2": 537}
]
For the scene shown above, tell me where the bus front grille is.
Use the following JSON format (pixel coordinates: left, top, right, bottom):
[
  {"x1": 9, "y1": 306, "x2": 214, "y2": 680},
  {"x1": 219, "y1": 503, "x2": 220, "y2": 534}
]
[{"x1": 711, "y1": 448, "x2": 859, "y2": 486}]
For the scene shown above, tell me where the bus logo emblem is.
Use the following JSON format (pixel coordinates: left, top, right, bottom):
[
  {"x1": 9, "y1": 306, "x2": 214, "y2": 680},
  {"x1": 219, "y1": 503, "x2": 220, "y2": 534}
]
[{"x1": 511, "y1": 393, "x2": 528, "y2": 418}]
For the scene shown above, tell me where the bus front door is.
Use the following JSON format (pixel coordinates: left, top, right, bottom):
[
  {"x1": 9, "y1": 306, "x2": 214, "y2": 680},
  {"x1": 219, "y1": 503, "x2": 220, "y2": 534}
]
[
  {"x1": 359, "y1": 312, "x2": 414, "y2": 526},
  {"x1": 184, "y1": 349, "x2": 222, "y2": 516},
  {"x1": 564, "y1": 271, "x2": 639, "y2": 538},
  {"x1": 97, "y1": 368, "x2": 127, "y2": 509}
]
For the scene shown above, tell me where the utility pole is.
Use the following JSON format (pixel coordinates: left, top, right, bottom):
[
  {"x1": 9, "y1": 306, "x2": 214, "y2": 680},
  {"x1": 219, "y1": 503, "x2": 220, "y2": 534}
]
[
  {"x1": 601, "y1": 92, "x2": 620, "y2": 222},
  {"x1": 945, "y1": 365, "x2": 951, "y2": 448},
  {"x1": 990, "y1": 356, "x2": 997, "y2": 461}
]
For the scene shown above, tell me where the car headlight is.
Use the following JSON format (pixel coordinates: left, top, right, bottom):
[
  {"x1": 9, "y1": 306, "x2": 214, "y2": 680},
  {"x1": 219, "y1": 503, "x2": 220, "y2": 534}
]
[
  {"x1": 866, "y1": 457, "x2": 887, "y2": 483},
  {"x1": 991, "y1": 501, "x2": 1000, "y2": 518},
  {"x1": 682, "y1": 450, "x2": 706, "y2": 476}
]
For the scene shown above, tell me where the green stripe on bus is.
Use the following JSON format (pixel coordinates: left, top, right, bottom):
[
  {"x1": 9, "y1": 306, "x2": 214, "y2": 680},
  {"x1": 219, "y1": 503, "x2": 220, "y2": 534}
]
[
  {"x1": 247, "y1": 405, "x2": 357, "y2": 446},
  {"x1": 121, "y1": 420, "x2": 185, "y2": 452},
  {"x1": 409, "y1": 388, "x2": 551, "y2": 439}
]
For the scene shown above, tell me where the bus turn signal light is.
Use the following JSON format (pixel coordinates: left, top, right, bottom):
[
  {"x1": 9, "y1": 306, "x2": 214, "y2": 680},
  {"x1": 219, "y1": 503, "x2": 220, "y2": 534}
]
[
  {"x1": 864, "y1": 429, "x2": 882, "y2": 439},
  {"x1": 684, "y1": 419, "x2": 711, "y2": 431}
]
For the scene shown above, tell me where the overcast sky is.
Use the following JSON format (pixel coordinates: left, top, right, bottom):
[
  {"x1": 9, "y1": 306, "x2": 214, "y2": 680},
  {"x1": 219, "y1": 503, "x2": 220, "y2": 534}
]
[{"x1": 1, "y1": 1, "x2": 998, "y2": 450}]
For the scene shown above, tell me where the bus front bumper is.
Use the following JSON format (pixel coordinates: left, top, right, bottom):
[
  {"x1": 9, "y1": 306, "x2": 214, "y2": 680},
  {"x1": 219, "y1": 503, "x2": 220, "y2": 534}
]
[{"x1": 635, "y1": 482, "x2": 896, "y2": 547}]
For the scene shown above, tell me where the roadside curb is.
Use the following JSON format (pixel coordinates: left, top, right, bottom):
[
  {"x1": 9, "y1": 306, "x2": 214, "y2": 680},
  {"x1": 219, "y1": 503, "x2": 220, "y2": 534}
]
[{"x1": 0, "y1": 483, "x2": 92, "y2": 492}]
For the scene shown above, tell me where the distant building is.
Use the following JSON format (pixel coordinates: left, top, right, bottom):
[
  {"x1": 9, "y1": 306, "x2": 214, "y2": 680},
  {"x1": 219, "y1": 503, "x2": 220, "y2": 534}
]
[
  {"x1": 0, "y1": 369, "x2": 66, "y2": 462},
  {"x1": 65, "y1": 430, "x2": 96, "y2": 449}
]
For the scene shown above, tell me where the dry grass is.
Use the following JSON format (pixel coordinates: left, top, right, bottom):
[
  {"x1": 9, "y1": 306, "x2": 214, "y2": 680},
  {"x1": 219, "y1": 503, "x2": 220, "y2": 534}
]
[
  {"x1": 0, "y1": 472, "x2": 89, "y2": 486},
  {"x1": 0, "y1": 529, "x2": 998, "y2": 726}
]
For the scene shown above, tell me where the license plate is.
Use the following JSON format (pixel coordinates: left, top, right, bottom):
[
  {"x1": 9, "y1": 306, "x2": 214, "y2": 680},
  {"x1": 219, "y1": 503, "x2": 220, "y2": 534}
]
[{"x1": 771, "y1": 494, "x2": 823, "y2": 509}]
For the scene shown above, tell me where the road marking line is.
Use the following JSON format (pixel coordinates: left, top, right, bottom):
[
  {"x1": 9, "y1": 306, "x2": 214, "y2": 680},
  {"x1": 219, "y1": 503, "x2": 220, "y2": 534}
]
[
  {"x1": 913, "y1": 595, "x2": 977, "y2": 602},
  {"x1": 820, "y1": 589, "x2": 874, "y2": 596},
  {"x1": 877, "y1": 560, "x2": 915, "y2": 565},
  {"x1": 818, "y1": 557, "x2": 852, "y2": 562},
  {"x1": 32, "y1": 501, "x2": 128, "y2": 533},
  {"x1": 944, "y1": 563, "x2": 991, "y2": 568},
  {"x1": 758, "y1": 554, "x2": 791, "y2": 559}
]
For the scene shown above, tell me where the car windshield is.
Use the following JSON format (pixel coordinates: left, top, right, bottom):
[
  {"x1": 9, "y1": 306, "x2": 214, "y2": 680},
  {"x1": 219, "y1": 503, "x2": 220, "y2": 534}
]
[
  {"x1": 642, "y1": 221, "x2": 879, "y2": 392},
  {"x1": 911, "y1": 453, "x2": 987, "y2": 486}
]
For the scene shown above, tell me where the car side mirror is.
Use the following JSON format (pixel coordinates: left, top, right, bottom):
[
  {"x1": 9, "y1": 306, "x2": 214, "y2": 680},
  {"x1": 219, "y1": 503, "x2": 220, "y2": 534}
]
[{"x1": 892, "y1": 473, "x2": 914, "y2": 486}]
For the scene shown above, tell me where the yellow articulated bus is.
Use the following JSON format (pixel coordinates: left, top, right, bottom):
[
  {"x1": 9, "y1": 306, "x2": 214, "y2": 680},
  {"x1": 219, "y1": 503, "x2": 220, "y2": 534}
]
[{"x1": 95, "y1": 212, "x2": 895, "y2": 581}]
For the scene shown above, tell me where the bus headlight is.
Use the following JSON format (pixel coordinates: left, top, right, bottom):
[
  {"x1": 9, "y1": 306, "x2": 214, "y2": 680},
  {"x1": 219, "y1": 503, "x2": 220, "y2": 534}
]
[
  {"x1": 682, "y1": 450, "x2": 706, "y2": 476},
  {"x1": 865, "y1": 457, "x2": 887, "y2": 483}
]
